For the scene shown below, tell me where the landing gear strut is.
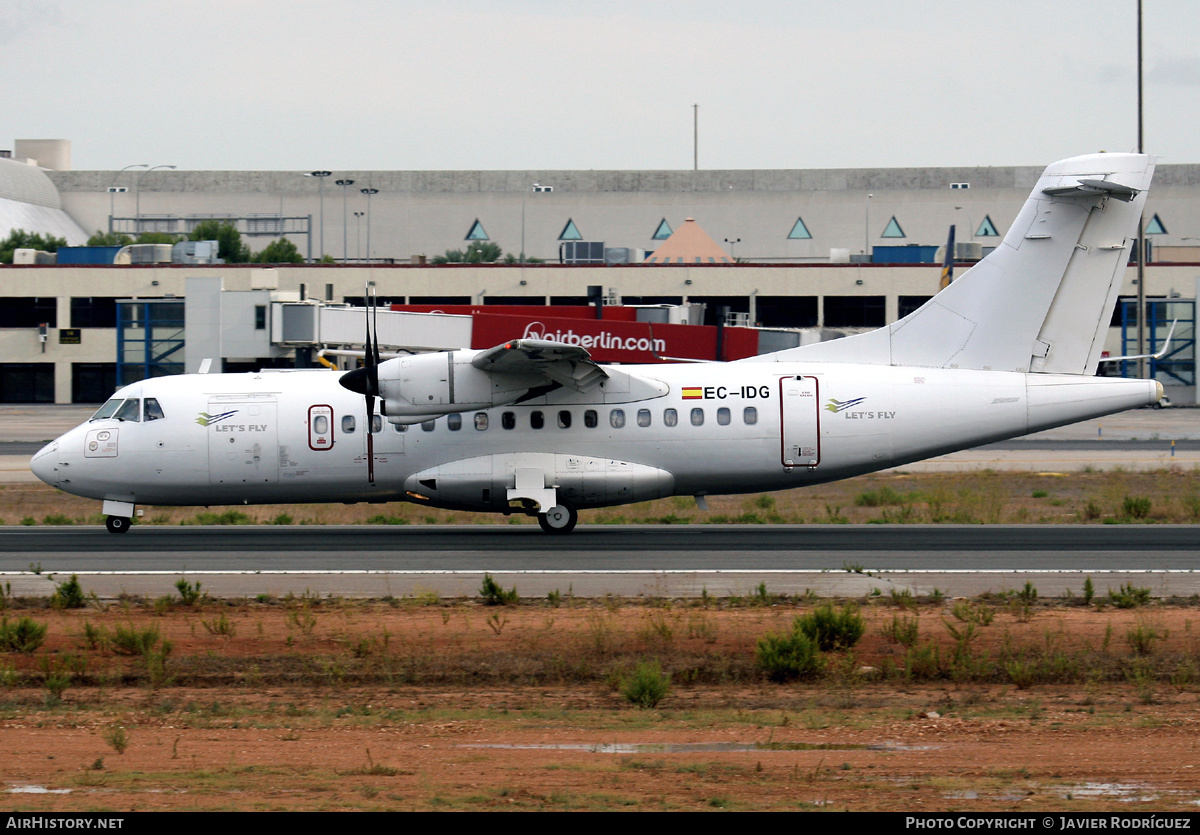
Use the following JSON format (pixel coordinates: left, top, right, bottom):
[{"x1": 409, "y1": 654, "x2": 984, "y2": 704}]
[
  {"x1": 105, "y1": 515, "x2": 131, "y2": 534},
  {"x1": 538, "y1": 502, "x2": 578, "y2": 534}
]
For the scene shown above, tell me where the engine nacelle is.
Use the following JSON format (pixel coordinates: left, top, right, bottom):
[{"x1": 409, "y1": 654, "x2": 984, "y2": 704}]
[{"x1": 378, "y1": 351, "x2": 543, "y2": 424}]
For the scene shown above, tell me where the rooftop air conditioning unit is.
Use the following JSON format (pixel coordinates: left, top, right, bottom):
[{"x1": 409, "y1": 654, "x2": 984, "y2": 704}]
[{"x1": 954, "y1": 241, "x2": 983, "y2": 261}]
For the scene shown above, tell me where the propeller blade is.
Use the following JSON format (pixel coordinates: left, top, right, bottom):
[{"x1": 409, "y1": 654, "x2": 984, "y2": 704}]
[
  {"x1": 364, "y1": 282, "x2": 378, "y2": 483},
  {"x1": 366, "y1": 392, "x2": 376, "y2": 484}
]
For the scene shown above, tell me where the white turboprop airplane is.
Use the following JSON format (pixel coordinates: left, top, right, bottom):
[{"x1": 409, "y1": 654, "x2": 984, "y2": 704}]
[{"x1": 32, "y1": 153, "x2": 1162, "y2": 534}]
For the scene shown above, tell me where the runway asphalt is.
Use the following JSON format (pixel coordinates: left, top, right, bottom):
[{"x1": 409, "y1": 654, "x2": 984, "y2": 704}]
[
  {"x1": 1, "y1": 524, "x2": 1197, "y2": 600},
  {"x1": 2, "y1": 405, "x2": 1196, "y2": 600}
]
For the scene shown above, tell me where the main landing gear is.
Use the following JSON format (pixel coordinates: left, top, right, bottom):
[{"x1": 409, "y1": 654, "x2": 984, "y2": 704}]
[
  {"x1": 105, "y1": 515, "x2": 131, "y2": 534},
  {"x1": 538, "y1": 502, "x2": 578, "y2": 534}
]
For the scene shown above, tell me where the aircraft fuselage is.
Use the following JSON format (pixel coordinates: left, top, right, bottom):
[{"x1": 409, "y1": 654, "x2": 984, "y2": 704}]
[{"x1": 32, "y1": 361, "x2": 1159, "y2": 514}]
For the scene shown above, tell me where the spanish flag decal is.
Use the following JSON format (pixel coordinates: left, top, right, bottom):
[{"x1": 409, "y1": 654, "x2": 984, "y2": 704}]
[{"x1": 682, "y1": 387, "x2": 703, "y2": 399}]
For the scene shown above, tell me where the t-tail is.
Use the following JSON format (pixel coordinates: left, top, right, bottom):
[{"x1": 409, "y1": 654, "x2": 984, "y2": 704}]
[
  {"x1": 755, "y1": 153, "x2": 1155, "y2": 377},
  {"x1": 747, "y1": 152, "x2": 1161, "y2": 433}
]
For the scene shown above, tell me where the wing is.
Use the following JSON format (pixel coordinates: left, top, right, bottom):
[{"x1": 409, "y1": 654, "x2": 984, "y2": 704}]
[{"x1": 470, "y1": 339, "x2": 608, "y2": 392}]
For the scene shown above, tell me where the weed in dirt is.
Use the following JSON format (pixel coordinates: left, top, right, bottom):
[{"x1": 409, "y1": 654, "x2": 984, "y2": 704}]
[
  {"x1": 103, "y1": 725, "x2": 129, "y2": 754},
  {"x1": 175, "y1": 578, "x2": 205, "y2": 606},
  {"x1": 619, "y1": 660, "x2": 671, "y2": 708},
  {"x1": 202, "y1": 613, "x2": 237, "y2": 637},
  {"x1": 756, "y1": 628, "x2": 822, "y2": 683},
  {"x1": 880, "y1": 614, "x2": 920, "y2": 647},
  {"x1": 1126, "y1": 619, "x2": 1163, "y2": 655},
  {"x1": 794, "y1": 603, "x2": 864, "y2": 652},
  {"x1": 51, "y1": 574, "x2": 89, "y2": 609},
  {"x1": 0, "y1": 616, "x2": 47, "y2": 653},
  {"x1": 110, "y1": 624, "x2": 168, "y2": 656},
  {"x1": 480, "y1": 573, "x2": 518, "y2": 605},
  {"x1": 1108, "y1": 583, "x2": 1153, "y2": 609}
]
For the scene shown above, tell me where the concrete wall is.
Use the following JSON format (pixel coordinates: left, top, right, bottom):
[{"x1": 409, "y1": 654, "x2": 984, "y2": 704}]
[
  {"x1": 2, "y1": 261, "x2": 1196, "y2": 402},
  {"x1": 46, "y1": 163, "x2": 1200, "y2": 266}
]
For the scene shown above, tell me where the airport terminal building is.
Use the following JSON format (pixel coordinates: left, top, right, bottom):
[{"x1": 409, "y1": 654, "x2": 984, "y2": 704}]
[{"x1": 2, "y1": 140, "x2": 1197, "y2": 404}]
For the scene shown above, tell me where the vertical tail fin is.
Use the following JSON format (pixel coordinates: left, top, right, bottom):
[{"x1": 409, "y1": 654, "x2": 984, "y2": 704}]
[
  {"x1": 938, "y1": 224, "x2": 956, "y2": 290},
  {"x1": 760, "y1": 153, "x2": 1155, "y2": 375}
]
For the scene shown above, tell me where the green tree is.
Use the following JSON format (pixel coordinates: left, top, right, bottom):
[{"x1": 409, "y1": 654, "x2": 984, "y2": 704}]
[
  {"x1": 135, "y1": 232, "x2": 182, "y2": 245},
  {"x1": 188, "y1": 220, "x2": 250, "y2": 263},
  {"x1": 1, "y1": 229, "x2": 67, "y2": 264},
  {"x1": 502, "y1": 252, "x2": 544, "y2": 264},
  {"x1": 86, "y1": 230, "x2": 134, "y2": 247},
  {"x1": 432, "y1": 241, "x2": 504, "y2": 264},
  {"x1": 87, "y1": 230, "x2": 180, "y2": 247},
  {"x1": 254, "y1": 238, "x2": 304, "y2": 264}
]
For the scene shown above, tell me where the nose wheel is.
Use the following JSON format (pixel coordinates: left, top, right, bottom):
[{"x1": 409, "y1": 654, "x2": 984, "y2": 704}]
[
  {"x1": 538, "y1": 502, "x2": 578, "y2": 534},
  {"x1": 105, "y1": 515, "x2": 132, "y2": 534}
]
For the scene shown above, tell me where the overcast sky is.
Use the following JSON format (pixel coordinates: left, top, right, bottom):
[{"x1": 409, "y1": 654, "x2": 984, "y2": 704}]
[{"x1": 6, "y1": 0, "x2": 1198, "y2": 171}]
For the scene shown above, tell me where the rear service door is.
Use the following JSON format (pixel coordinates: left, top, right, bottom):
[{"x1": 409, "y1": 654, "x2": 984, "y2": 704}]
[{"x1": 779, "y1": 376, "x2": 820, "y2": 467}]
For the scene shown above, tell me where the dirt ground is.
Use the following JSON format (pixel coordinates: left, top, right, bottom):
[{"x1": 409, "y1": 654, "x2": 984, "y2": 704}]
[{"x1": 2, "y1": 595, "x2": 1200, "y2": 811}]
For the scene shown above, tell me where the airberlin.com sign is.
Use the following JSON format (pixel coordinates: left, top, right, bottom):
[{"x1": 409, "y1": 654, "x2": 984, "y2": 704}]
[
  {"x1": 519, "y1": 321, "x2": 667, "y2": 354},
  {"x1": 469, "y1": 312, "x2": 758, "y2": 362}
]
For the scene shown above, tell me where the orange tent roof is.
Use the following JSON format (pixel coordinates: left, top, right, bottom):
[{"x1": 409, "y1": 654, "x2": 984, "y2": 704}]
[{"x1": 644, "y1": 218, "x2": 733, "y2": 264}]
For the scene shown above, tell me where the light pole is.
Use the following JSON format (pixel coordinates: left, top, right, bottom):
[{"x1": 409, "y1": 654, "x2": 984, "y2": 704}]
[
  {"x1": 1136, "y1": 0, "x2": 1147, "y2": 378},
  {"x1": 108, "y1": 164, "x2": 147, "y2": 234},
  {"x1": 520, "y1": 182, "x2": 551, "y2": 264},
  {"x1": 135, "y1": 165, "x2": 175, "y2": 233},
  {"x1": 336, "y1": 178, "x2": 355, "y2": 263},
  {"x1": 305, "y1": 171, "x2": 331, "y2": 261},
  {"x1": 724, "y1": 237, "x2": 741, "y2": 261},
  {"x1": 360, "y1": 187, "x2": 378, "y2": 262},
  {"x1": 864, "y1": 193, "x2": 873, "y2": 261},
  {"x1": 353, "y1": 211, "x2": 365, "y2": 261},
  {"x1": 955, "y1": 206, "x2": 974, "y2": 241}
]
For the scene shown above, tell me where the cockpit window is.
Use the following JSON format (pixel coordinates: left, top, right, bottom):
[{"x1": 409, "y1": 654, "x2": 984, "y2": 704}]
[
  {"x1": 91, "y1": 399, "x2": 123, "y2": 420},
  {"x1": 114, "y1": 399, "x2": 142, "y2": 422},
  {"x1": 144, "y1": 398, "x2": 165, "y2": 421}
]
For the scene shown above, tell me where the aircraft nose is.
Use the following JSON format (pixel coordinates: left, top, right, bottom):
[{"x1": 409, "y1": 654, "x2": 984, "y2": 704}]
[{"x1": 30, "y1": 441, "x2": 60, "y2": 486}]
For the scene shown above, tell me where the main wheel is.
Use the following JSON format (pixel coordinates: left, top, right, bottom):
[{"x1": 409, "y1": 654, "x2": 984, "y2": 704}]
[
  {"x1": 105, "y1": 515, "x2": 131, "y2": 534},
  {"x1": 538, "y1": 502, "x2": 578, "y2": 534}
]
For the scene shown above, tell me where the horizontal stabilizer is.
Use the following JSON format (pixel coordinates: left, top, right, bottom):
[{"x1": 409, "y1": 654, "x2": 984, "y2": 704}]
[{"x1": 1043, "y1": 177, "x2": 1140, "y2": 201}]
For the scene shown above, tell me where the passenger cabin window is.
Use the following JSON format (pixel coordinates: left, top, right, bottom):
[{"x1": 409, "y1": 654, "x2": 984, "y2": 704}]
[
  {"x1": 114, "y1": 399, "x2": 141, "y2": 422},
  {"x1": 447, "y1": 413, "x2": 462, "y2": 431},
  {"x1": 371, "y1": 414, "x2": 383, "y2": 433},
  {"x1": 664, "y1": 408, "x2": 678, "y2": 427},
  {"x1": 502, "y1": 412, "x2": 516, "y2": 430},
  {"x1": 584, "y1": 409, "x2": 598, "y2": 428},
  {"x1": 690, "y1": 408, "x2": 704, "y2": 426},
  {"x1": 637, "y1": 409, "x2": 651, "y2": 427},
  {"x1": 744, "y1": 406, "x2": 758, "y2": 425},
  {"x1": 717, "y1": 407, "x2": 731, "y2": 426},
  {"x1": 393, "y1": 422, "x2": 407, "y2": 433},
  {"x1": 313, "y1": 414, "x2": 329, "y2": 434},
  {"x1": 531, "y1": 411, "x2": 545, "y2": 430},
  {"x1": 475, "y1": 412, "x2": 488, "y2": 430},
  {"x1": 610, "y1": 409, "x2": 625, "y2": 428},
  {"x1": 558, "y1": 410, "x2": 571, "y2": 429},
  {"x1": 341, "y1": 415, "x2": 356, "y2": 433},
  {"x1": 421, "y1": 420, "x2": 435, "y2": 432},
  {"x1": 144, "y1": 398, "x2": 165, "y2": 421}
]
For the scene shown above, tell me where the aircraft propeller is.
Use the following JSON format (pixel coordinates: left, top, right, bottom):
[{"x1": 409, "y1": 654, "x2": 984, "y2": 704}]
[{"x1": 338, "y1": 282, "x2": 381, "y2": 483}]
